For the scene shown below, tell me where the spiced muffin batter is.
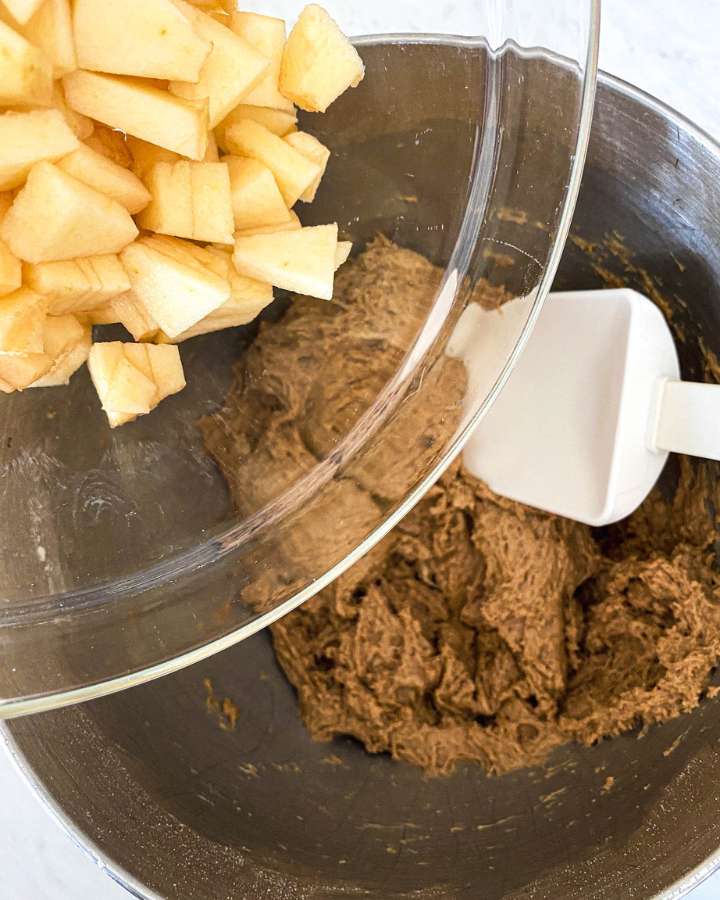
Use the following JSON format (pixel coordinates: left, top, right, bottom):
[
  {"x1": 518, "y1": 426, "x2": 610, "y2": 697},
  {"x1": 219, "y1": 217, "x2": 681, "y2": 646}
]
[{"x1": 203, "y1": 239, "x2": 720, "y2": 777}]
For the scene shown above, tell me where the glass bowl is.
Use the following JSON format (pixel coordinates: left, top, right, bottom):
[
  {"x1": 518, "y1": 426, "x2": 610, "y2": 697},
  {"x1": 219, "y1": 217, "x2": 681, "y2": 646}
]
[{"x1": 0, "y1": 2, "x2": 599, "y2": 716}]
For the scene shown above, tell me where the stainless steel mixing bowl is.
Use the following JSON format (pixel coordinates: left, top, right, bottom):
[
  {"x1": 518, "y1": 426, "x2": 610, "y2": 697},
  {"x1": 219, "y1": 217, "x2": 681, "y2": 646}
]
[{"x1": 4, "y1": 67, "x2": 720, "y2": 900}]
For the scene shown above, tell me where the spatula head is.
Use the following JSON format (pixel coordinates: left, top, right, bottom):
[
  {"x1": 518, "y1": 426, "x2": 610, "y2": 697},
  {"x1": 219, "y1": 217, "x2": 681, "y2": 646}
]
[{"x1": 453, "y1": 289, "x2": 680, "y2": 525}]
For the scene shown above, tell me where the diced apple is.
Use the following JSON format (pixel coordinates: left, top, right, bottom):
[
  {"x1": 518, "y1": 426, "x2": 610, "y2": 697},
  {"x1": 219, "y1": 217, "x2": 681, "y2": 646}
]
[
  {"x1": 140, "y1": 160, "x2": 234, "y2": 244},
  {"x1": 0, "y1": 240, "x2": 21, "y2": 296},
  {"x1": 0, "y1": 19, "x2": 53, "y2": 107},
  {"x1": 224, "y1": 119, "x2": 319, "y2": 207},
  {"x1": 22, "y1": 0, "x2": 75, "y2": 77},
  {"x1": 0, "y1": 109, "x2": 79, "y2": 191},
  {"x1": 235, "y1": 210, "x2": 300, "y2": 237},
  {"x1": 284, "y1": 131, "x2": 329, "y2": 202},
  {"x1": 168, "y1": 0, "x2": 268, "y2": 128},
  {"x1": 30, "y1": 313, "x2": 91, "y2": 387},
  {"x1": 0, "y1": 194, "x2": 12, "y2": 223},
  {"x1": 91, "y1": 291, "x2": 159, "y2": 342},
  {"x1": 158, "y1": 268, "x2": 273, "y2": 342},
  {"x1": 1, "y1": 162, "x2": 138, "y2": 263},
  {"x1": 0, "y1": 288, "x2": 47, "y2": 354},
  {"x1": 25, "y1": 254, "x2": 130, "y2": 314},
  {"x1": 126, "y1": 136, "x2": 180, "y2": 180},
  {"x1": 88, "y1": 340, "x2": 185, "y2": 426},
  {"x1": 280, "y1": 5, "x2": 364, "y2": 113},
  {"x1": 233, "y1": 223, "x2": 337, "y2": 300},
  {"x1": 225, "y1": 156, "x2": 292, "y2": 232},
  {"x1": 63, "y1": 71, "x2": 209, "y2": 161},
  {"x1": 215, "y1": 104, "x2": 296, "y2": 151},
  {"x1": 204, "y1": 130, "x2": 219, "y2": 162},
  {"x1": 121, "y1": 236, "x2": 230, "y2": 338},
  {"x1": 84, "y1": 125, "x2": 133, "y2": 169},
  {"x1": 1, "y1": 0, "x2": 43, "y2": 25},
  {"x1": 335, "y1": 240, "x2": 352, "y2": 270},
  {"x1": 229, "y1": 12, "x2": 294, "y2": 113},
  {"x1": 73, "y1": 0, "x2": 211, "y2": 82},
  {"x1": 0, "y1": 351, "x2": 51, "y2": 392},
  {"x1": 57, "y1": 144, "x2": 151, "y2": 214},
  {"x1": 51, "y1": 82, "x2": 94, "y2": 140}
]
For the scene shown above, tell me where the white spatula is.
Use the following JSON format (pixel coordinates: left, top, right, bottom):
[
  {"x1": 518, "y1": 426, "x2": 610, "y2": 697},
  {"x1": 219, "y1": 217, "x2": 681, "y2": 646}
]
[{"x1": 449, "y1": 288, "x2": 720, "y2": 526}]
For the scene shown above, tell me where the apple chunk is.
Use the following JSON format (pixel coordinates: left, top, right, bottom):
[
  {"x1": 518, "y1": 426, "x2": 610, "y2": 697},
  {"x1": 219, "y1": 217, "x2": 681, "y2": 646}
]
[
  {"x1": 1, "y1": 161, "x2": 138, "y2": 263},
  {"x1": 21, "y1": 0, "x2": 76, "y2": 77},
  {"x1": 225, "y1": 119, "x2": 319, "y2": 207},
  {"x1": 233, "y1": 223, "x2": 337, "y2": 300},
  {"x1": 0, "y1": 351, "x2": 51, "y2": 392},
  {"x1": 30, "y1": 314, "x2": 91, "y2": 388},
  {"x1": 0, "y1": 109, "x2": 79, "y2": 191},
  {"x1": 169, "y1": 0, "x2": 269, "y2": 128},
  {"x1": 0, "y1": 241, "x2": 21, "y2": 296},
  {"x1": 57, "y1": 144, "x2": 151, "y2": 214},
  {"x1": 89, "y1": 291, "x2": 159, "y2": 342},
  {"x1": 88, "y1": 341, "x2": 185, "y2": 427},
  {"x1": 1, "y1": 0, "x2": 43, "y2": 26},
  {"x1": 216, "y1": 104, "x2": 296, "y2": 152},
  {"x1": 235, "y1": 209, "x2": 300, "y2": 237},
  {"x1": 63, "y1": 71, "x2": 209, "y2": 161},
  {"x1": 335, "y1": 240, "x2": 352, "y2": 270},
  {"x1": 284, "y1": 131, "x2": 329, "y2": 202},
  {"x1": 280, "y1": 4, "x2": 364, "y2": 113},
  {"x1": 0, "y1": 288, "x2": 47, "y2": 354},
  {"x1": 138, "y1": 160, "x2": 234, "y2": 244},
  {"x1": 121, "y1": 236, "x2": 230, "y2": 338},
  {"x1": 229, "y1": 12, "x2": 294, "y2": 113},
  {"x1": 225, "y1": 157, "x2": 292, "y2": 232},
  {"x1": 126, "y1": 136, "x2": 180, "y2": 180},
  {"x1": 25, "y1": 254, "x2": 130, "y2": 314},
  {"x1": 73, "y1": 0, "x2": 211, "y2": 82},
  {"x1": 0, "y1": 19, "x2": 53, "y2": 107}
]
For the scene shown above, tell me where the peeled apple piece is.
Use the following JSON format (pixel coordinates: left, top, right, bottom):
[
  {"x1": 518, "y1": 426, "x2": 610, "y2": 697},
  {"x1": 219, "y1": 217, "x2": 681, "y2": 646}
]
[
  {"x1": 224, "y1": 118, "x2": 320, "y2": 207},
  {"x1": 57, "y1": 143, "x2": 151, "y2": 214},
  {"x1": 88, "y1": 341, "x2": 185, "y2": 427},
  {"x1": 0, "y1": 19, "x2": 53, "y2": 107},
  {"x1": 30, "y1": 314, "x2": 91, "y2": 388},
  {"x1": 229, "y1": 11, "x2": 294, "y2": 113},
  {"x1": 63, "y1": 70, "x2": 209, "y2": 161},
  {"x1": 72, "y1": 0, "x2": 212, "y2": 82},
  {"x1": 168, "y1": 0, "x2": 270, "y2": 129},
  {"x1": 121, "y1": 236, "x2": 230, "y2": 339},
  {"x1": 24, "y1": 254, "x2": 131, "y2": 314},
  {"x1": 0, "y1": 109, "x2": 79, "y2": 191},
  {"x1": 1, "y1": 161, "x2": 138, "y2": 263},
  {"x1": 233, "y1": 223, "x2": 338, "y2": 301},
  {"x1": 279, "y1": 4, "x2": 364, "y2": 113}
]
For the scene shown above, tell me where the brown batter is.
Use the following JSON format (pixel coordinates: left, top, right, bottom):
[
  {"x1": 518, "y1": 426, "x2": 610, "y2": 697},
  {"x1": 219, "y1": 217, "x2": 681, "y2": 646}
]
[{"x1": 203, "y1": 239, "x2": 720, "y2": 777}]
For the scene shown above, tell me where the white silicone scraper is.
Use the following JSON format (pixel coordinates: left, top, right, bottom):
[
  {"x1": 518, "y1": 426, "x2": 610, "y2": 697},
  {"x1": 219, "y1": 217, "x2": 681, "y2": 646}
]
[{"x1": 449, "y1": 288, "x2": 720, "y2": 526}]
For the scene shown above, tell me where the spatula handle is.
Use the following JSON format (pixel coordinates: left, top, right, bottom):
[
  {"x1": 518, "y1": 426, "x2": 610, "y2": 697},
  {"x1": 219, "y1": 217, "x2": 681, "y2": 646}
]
[{"x1": 652, "y1": 379, "x2": 720, "y2": 460}]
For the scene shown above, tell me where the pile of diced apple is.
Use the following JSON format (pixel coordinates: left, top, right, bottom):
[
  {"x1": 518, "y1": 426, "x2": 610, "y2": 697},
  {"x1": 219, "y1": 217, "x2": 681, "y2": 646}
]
[{"x1": 0, "y1": 0, "x2": 364, "y2": 427}]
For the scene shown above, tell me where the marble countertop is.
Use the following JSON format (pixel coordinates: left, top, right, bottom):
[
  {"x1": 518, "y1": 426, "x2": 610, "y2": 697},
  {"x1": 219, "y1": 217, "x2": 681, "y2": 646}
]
[{"x1": 3, "y1": 1, "x2": 720, "y2": 897}]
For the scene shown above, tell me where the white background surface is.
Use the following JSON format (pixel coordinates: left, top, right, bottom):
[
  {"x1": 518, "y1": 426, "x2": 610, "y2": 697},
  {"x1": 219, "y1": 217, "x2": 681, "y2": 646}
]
[{"x1": 2, "y1": 2, "x2": 720, "y2": 898}]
